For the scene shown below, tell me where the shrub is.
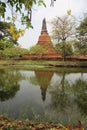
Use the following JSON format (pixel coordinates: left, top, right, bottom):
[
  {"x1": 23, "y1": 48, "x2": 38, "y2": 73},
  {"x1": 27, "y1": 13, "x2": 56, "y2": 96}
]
[
  {"x1": 0, "y1": 47, "x2": 29, "y2": 58},
  {"x1": 29, "y1": 45, "x2": 48, "y2": 55},
  {"x1": 0, "y1": 38, "x2": 14, "y2": 50}
]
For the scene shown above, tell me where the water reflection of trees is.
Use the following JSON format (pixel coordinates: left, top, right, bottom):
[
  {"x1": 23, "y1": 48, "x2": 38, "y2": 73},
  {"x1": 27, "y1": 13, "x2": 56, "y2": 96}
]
[
  {"x1": 72, "y1": 79, "x2": 87, "y2": 115},
  {"x1": 47, "y1": 72, "x2": 87, "y2": 124},
  {"x1": 0, "y1": 69, "x2": 23, "y2": 101},
  {"x1": 29, "y1": 71, "x2": 54, "y2": 101},
  {"x1": 47, "y1": 71, "x2": 72, "y2": 123}
]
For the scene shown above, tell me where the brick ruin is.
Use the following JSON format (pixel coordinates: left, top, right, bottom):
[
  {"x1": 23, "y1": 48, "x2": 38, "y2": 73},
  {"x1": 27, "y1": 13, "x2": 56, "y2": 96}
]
[
  {"x1": 22, "y1": 18, "x2": 62, "y2": 60},
  {"x1": 37, "y1": 18, "x2": 57, "y2": 55},
  {"x1": 36, "y1": 18, "x2": 62, "y2": 59},
  {"x1": 21, "y1": 18, "x2": 87, "y2": 61}
]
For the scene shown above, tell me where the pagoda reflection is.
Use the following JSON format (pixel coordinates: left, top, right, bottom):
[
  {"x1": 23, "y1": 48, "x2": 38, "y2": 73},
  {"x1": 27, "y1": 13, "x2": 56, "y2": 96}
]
[{"x1": 35, "y1": 71, "x2": 54, "y2": 101}]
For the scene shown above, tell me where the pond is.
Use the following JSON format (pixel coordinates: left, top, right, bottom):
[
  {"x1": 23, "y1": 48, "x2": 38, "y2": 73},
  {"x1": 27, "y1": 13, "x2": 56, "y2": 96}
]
[{"x1": 0, "y1": 68, "x2": 87, "y2": 128}]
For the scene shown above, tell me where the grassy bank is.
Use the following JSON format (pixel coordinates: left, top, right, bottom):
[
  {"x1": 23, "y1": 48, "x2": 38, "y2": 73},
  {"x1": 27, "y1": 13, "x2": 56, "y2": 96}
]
[
  {"x1": 0, "y1": 59, "x2": 87, "y2": 66},
  {"x1": 0, "y1": 60, "x2": 87, "y2": 72}
]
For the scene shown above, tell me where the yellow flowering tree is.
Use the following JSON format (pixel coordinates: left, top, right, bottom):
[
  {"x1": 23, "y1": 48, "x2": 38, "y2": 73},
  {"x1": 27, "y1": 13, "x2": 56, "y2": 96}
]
[
  {"x1": 8, "y1": 25, "x2": 25, "y2": 41},
  {"x1": 0, "y1": 21, "x2": 25, "y2": 49}
]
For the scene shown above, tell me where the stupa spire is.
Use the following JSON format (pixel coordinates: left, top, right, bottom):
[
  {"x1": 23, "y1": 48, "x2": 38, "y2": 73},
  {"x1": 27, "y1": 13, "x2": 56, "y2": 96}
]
[
  {"x1": 37, "y1": 18, "x2": 58, "y2": 55},
  {"x1": 41, "y1": 18, "x2": 47, "y2": 34}
]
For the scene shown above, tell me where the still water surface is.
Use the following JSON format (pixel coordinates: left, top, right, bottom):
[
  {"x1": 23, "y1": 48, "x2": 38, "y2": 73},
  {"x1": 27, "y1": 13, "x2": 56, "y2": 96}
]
[{"x1": 0, "y1": 68, "x2": 87, "y2": 127}]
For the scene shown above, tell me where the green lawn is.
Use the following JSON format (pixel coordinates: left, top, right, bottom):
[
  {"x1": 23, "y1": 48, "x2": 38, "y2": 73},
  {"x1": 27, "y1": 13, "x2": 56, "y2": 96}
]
[
  {"x1": 0, "y1": 59, "x2": 87, "y2": 65},
  {"x1": 0, "y1": 60, "x2": 87, "y2": 72}
]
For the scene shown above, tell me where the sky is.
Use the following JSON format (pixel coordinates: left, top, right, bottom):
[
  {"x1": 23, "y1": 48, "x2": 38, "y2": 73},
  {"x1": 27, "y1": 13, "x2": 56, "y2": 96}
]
[{"x1": 18, "y1": 0, "x2": 87, "y2": 49}]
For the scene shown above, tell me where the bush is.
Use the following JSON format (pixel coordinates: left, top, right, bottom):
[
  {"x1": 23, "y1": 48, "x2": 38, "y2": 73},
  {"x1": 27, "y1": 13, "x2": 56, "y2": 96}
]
[
  {"x1": 0, "y1": 38, "x2": 14, "y2": 50},
  {"x1": 0, "y1": 50, "x2": 5, "y2": 58},
  {"x1": 29, "y1": 45, "x2": 48, "y2": 55},
  {"x1": 0, "y1": 47, "x2": 29, "y2": 58}
]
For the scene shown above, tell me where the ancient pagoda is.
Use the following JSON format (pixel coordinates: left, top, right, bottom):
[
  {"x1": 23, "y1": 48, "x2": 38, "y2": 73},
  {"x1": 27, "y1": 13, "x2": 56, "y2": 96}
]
[
  {"x1": 37, "y1": 18, "x2": 57, "y2": 55},
  {"x1": 21, "y1": 18, "x2": 62, "y2": 60}
]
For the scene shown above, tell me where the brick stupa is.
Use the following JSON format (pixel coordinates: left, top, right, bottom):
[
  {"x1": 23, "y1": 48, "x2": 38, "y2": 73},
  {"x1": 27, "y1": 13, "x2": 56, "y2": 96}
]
[
  {"x1": 37, "y1": 18, "x2": 57, "y2": 55},
  {"x1": 21, "y1": 18, "x2": 62, "y2": 60}
]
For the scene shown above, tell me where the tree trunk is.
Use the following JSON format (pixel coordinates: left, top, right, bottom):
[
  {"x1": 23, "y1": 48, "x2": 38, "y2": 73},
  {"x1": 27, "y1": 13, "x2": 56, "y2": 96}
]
[{"x1": 62, "y1": 41, "x2": 66, "y2": 61}]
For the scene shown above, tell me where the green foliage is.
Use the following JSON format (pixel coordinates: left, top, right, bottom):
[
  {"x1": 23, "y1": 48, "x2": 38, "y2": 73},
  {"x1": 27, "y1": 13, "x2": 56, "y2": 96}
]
[
  {"x1": 29, "y1": 45, "x2": 48, "y2": 54},
  {"x1": 0, "y1": 47, "x2": 28, "y2": 58},
  {"x1": 38, "y1": 0, "x2": 46, "y2": 7},
  {"x1": 0, "y1": 38, "x2": 14, "y2": 50},
  {"x1": 77, "y1": 15, "x2": 87, "y2": 35},
  {"x1": 74, "y1": 41, "x2": 87, "y2": 55},
  {"x1": 0, "y1": 1, "x2": 6, "y2": 18},
  {"x1": 0, "y1": 0, "x2": 46, "y2": 28},
  {"x1": 76, "y1": 15, "x2": 87, "y2": 55},
  {"x1": 55, "y1": 42, "x2": 73, "y2": 56},
  {"x1": 0, "y1": 21, "x2": 25, "y2": 45},
  {"x1": 51, "y1": 15, "x2": 75, "y2": 59}
]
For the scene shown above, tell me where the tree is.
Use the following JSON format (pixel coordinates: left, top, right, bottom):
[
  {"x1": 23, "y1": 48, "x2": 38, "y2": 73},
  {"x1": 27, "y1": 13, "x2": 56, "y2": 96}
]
[
  {"x1": 0, "y1": 0, "x2": 58, "y2": 28},
  {"x1": 76, "y1": 15, "x2": 87, "y2": 55},
  {"x1": 51, "y1": 15, "x2": 75, "y2": 59},
  {"x1": 0, "y1": 0, "x2": 47, "y2": 49},
  {"x1": 0, "y1": 0, "x2": 46, "y2": 28},
  {"x1": 0, "y1": 21, "x2": 25, "y2": 49},
  {"x1": 55, "y1": 41, "x2": 73, "y2": 56}
]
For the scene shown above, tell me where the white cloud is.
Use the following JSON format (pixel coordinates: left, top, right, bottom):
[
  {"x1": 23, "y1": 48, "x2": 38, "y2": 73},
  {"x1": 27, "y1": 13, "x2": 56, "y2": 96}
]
[{"x1": 18, "y1": 0, "x2": 87, "y2": 48}]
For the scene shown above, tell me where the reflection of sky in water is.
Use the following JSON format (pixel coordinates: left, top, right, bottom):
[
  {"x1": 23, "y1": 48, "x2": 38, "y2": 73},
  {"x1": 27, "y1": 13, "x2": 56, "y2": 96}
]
[
  {"x1": 66, "y1": 73, "x2": 87, "y2": 82},
  {"x1": 19, "y1": 70, "x2": 35, "y2": 78},
  {"x1": 51, "y1": 72, "x2": 87, "y2": 85}
]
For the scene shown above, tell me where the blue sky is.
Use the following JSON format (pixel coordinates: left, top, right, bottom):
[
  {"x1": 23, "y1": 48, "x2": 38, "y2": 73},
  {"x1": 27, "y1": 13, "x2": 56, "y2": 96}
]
[{"x1": 18, "y1": 0, "x2": 87, "y2": 49}]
